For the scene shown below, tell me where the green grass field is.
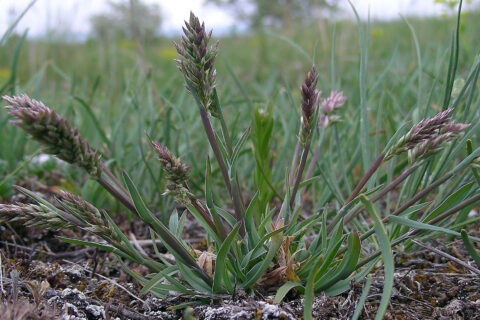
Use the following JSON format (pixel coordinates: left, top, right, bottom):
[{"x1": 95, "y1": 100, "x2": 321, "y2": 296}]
[{"x1": 1, "y1": 10, "x2": 479, "y2": 208}]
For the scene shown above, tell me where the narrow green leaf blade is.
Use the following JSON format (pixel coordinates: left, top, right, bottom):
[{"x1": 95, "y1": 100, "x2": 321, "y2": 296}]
[
  {"x1": 360, "y1": 195, "x2": 394, "y2": 320},
  {"x1": 212, "y1": 223, "x2": 240, "y2": 293},
  {"x1": 461, "y1": 229, "x2": 480, "y2": 267},
  {"x1": 274, "y1": 281, "x2": 302, "y2": 304}
]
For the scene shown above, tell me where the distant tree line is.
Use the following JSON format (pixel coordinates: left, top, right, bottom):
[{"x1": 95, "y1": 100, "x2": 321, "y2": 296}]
[
  {"x1": 205, "y1": 0, "x2": 337, "y2": 29},
  {"x1": 90, "y1": 0, "x2": 161, "y2": 41},
  {"x1": 89, "y1": 0, "x2": 339, "y2": 40}
]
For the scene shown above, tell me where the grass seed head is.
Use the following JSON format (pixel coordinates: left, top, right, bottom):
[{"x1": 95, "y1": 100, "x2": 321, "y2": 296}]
[
  {"x1": 386, "y1": 108, "x2": 469, "y2": 162},
  {"x1": 0, "y1": 202, "x2": 74, "y2": 230},
  {"x1": 323, "y1": 90, "x2": 347, "y2": 112},
  {"x1": 2, "y1": 94, "x2": 102, "y2": 177},
  {"x1": 151, "y1": 141, "x2": 193, "y2": 205},
  {"x1": 59, "y1": 191, "x2": 103, "y2": 225},
  {"x1": 56, "y1": 191, "x2": 120, "y2": 242},
  {"x1": 318, "y1": 90, "x2": 346, "y2": 127},
  {"x1": 174, "y1": 12, "x2": 219, "y2": 117},
  {"x1": 300, "y1": 66, "x2": 320, "y2": 144}
]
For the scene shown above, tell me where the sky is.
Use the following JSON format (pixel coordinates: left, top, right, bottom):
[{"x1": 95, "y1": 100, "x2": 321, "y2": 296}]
[{"x1": 0, "y1": 0, "x2": 473, "y2": 38}]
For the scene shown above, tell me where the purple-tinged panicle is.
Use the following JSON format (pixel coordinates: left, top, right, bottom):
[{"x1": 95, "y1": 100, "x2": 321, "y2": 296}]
[
  {"x1": 151, "y1": 141, "x2": 192, "y2": 205},
  {"x1": 151, "y1": 141, "x2": 189, "y2": 184},
  {"x1": 0, "y1": 189, "x2": 120, "y2": 242},
  {"x1": 386, "y1": 108, "x2": 470, "y2": 162},
  {"x1": 0, "y1": 202, "x2": 74, "y2": 230},
  {"x1": 59, "y1": 191, "x2": 103, "y2": 225},
  {"x1": 318, "y1": 90, "x2": 346, "y2": 128},
  {"x1": 408, "y1": 122, "x2": 470, "y2": 163},
  {"x1": 301, "y1": 66, "x2": 320, "y2": 124},
  {"x1": 299, "y1": 66, "x2": 320, "y2": 145},
  {"x1": 318, "y1": 113, "x2": 341, "y2": 128},
  {"x1": 174, "y1": 12, "x2": 219, "y2": 118},
  {"x1": 318, "y1": 114, "x2": 329, "y2": 127},
  {"x1": 323, "y1": 91, "x2": 347, "y2": 112},
  {"x1": 2, "y1": 94, "x2": 102, "y2": 177},
  {"x1": 57, "y1": 191, "x2": 120, "y2": 242}
]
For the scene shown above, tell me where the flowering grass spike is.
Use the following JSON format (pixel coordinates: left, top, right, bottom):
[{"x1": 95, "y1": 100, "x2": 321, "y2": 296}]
[
  {"x1": 3, "y1": 94, "x2": 102, "y2": 177},
  {"x1": 174, "y1": 12, "x2": 219, "y2": 117},
  {"x1": 385, "y1": 108, "x2": 469, "y2": 162},
  {"x1": 299, "y1": 66, "x2": 320, "y2": 145}
]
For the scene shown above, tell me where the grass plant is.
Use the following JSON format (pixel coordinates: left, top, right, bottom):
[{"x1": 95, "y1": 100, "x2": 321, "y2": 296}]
[{"x1": 1, "y1": 1, "x2": 480, "y2": 319}]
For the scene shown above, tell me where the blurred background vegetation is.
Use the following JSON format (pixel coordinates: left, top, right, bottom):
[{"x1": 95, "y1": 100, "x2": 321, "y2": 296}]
[{"x1": 1, "y1": 0, "x2": 479, "y2": 220}]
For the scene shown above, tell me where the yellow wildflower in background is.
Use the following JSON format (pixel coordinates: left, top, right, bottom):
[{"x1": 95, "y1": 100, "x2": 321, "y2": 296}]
[
  {"x1": 118, "y1": 39, "x2": 136, "y2": 51},
  {"x1": 159, "y1": 47, "x2": 177, "y2": 60},
  {"x1": 0, "y1": 68, "x2": 10, "y2": 83}
]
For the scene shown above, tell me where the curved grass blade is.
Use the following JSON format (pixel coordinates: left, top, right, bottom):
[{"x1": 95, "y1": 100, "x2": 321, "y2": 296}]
[
  {"x1": 325, "y1": 258, "x2": 378, "y2": 296},
  {"x1": 240, "y1": 228, "x2": 284, "y2": 288},
  {"x1": 102, "y1": 212, "x2": 145, "y2": 263},
  {"x1": 274, "y1": 281, "x2": 302, "y2": 304},
  {"x1": 359, "y1": 195, "x2": 394, "y2": 320},
  {"x1": 1, "y1": 30, "x2": 27, "y2": 94},
  {"x1": 348, "y1": 0, "x2": 370, "y2": 173},
  {"x1": 241, "y1": 226, "x2": 287, "y2": 268},
  {"x1": 205, "y1": 156, "x2": 227, "y2": 241},
  {"x1": 213, "y1": 206, "x2": 237, "y2": 227},
  {"x1": 122, "y1": 171, "x2": 209, "y2": 280},
  {"x1": 304, "y1": 254, "x2": 324, "y2": 320},
  {"x1": 0, "y1": 0, "x2": 36, "y2": 45},
  {"x1": 421, "y1": 182, "x2": 475, "y2": 223},
  {"x1": 213, "y1": 223, "x2": 241, "y2": 293},
  {"x1": 177, "y1": 263, "x2": 211, "y2": 293},
  {"x1": 57, "y1": 237, "x2": 133, "y2": 262},
  {"x1": 186, "y1": 203, "x2": 222, "y2": 245},
  {"x1": 316, "y1": 230, "x2": 361, "y2": 291},
  {"x1": 0, "y1": 149, "x2": 40, "y2": 188},
  {"x1": 351, "y1": 275, "x2": 372, "y2": 320},
  {"x1": 461, "y1": 229, "x2": 480, "y2": 267},
  {"x1": 389, "y1": 215, "x2": 480, "y2": 242},
  {"x1": 466, "y1": 140, "x2": 480, "y2": 186},
  {"x1": 265, "y1": 31, "x2": 313, "y2": 64},
  {"x1": 230, "y1": 126, "x2": 251, "y2": 167},
  {"x1": 140, "y1": 268, "x2": 194, "y2": 297},
  {"x1": 244, "y1": 191, "x2": 261, "y2": 250}
]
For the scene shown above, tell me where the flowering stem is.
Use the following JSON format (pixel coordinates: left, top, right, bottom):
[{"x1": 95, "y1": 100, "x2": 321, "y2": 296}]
[
  {"x1": 290, "y1": 139, "x2": 311, "y2": 210},
  {"x1": 345, "y1": 153, "x2": 385, "y2": 204},
  {"x1": 189, "y1": 192, "x2": 218, "y2": 234},
  {"x1": 305, "y1": 144, "x2": 320, "y2": 182},
  {"x1": 344, "y1": 163, "x2": 421, "y2": 225},
  {"x1": 289, "y1": 141, "x2": 301, "y2": 186},
  {"x1": 420, "y1": 192, "x2": 480, "y2": 226},
  {"x1": 358, "y1": 170, "x2": 454, "y2": 241},
  {"x1": 98, "y1": 176, "x2": 137, "y2": 213},
  {"x1": 198, "y1": 106, "x2": 245, "y2": 235},
  {"x1": 199, "y1": 106, "x2": 232, "y2": 194},
  {"x1": 305, "y1": 129, "x2": 324, "y2": 181},
  {"x1": 334, "y1": 125, "x2": 351, "y2": 194},
  {"x1": 102, "y1": 165, "x2": 129, "y2": 197},
  {"x1": 213, "y1": 88, "x2": 233, "y2": 157}
]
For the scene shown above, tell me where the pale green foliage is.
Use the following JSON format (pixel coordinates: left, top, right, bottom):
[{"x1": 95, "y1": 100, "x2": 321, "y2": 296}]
[
  {"x1": 206, "y1": 0, "x2": 336, "y2": 29},
  {"x1": 90, "y1": 0, "x2": 161, "y2": 41}
]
